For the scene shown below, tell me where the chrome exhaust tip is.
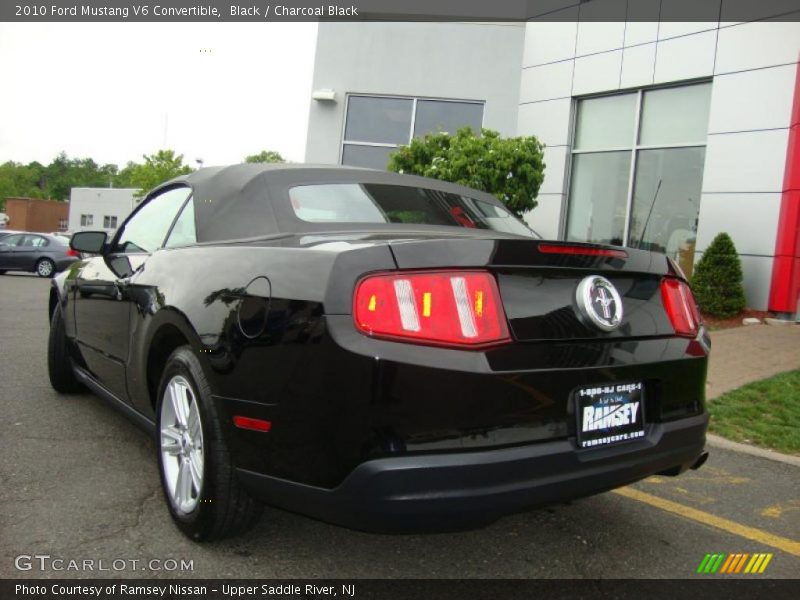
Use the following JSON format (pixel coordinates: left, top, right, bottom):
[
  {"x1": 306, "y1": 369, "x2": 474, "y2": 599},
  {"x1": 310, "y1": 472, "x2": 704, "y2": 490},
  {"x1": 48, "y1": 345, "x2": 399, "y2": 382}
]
[{"x1": 691, "y1": 451, "x2": 709, "y2": 470}]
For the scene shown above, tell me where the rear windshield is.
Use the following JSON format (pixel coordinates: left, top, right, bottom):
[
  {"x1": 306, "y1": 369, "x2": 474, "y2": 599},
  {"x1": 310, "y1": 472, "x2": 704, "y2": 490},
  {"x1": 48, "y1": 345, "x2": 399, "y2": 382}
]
[{"x1": 288, "y1": 183, "x2": 537, "y2": 237}]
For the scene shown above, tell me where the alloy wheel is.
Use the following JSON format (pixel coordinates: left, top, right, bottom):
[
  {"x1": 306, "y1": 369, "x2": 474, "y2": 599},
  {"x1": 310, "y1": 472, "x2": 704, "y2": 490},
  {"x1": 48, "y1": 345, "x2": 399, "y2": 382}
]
[
  {"x1": 37, "y1": 260, "x2": 54, "y2": 277},
  {"x1": 160, "y1": 375, "x2": 204, "y2": 514}
]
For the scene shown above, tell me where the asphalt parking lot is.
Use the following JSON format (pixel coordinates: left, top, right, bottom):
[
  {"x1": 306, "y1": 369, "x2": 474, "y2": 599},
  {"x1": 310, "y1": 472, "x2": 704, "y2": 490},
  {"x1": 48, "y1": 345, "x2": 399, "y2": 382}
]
[{"x1": 1, "y1": 273, "x2": 798, "y2": 579}]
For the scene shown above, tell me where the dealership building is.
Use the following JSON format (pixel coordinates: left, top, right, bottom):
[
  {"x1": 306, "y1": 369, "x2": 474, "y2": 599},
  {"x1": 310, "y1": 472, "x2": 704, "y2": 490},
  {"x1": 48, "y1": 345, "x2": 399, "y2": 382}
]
[
  {"x1": 68, "y1": 187, "x2": 139, "y2": 234},
  {"x1": 304, "y1": 14, "x2": 800, "y2": 317}
]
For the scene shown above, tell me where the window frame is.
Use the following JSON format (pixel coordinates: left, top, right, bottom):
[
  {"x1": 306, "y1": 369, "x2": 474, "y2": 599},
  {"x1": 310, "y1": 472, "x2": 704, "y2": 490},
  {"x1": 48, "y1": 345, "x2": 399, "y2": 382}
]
[
  {"x1": 562, "y1": 80, "x2": 711, "y2": 247},
  {"x1": 2, "y1": 234, "x2": 24, "y2": 246},
  {"x1": 109, "y1": 184, "x2": 193, "y2": 255},
  {"x1": 339, "y1": 93, "x2": 486, "y2": 167},
  {"x1": 22, "y1": 235, "x2": 48, "y2": 248},
  {"x1": 164, "y1": 195, "x2": 198, "y2": 249}
]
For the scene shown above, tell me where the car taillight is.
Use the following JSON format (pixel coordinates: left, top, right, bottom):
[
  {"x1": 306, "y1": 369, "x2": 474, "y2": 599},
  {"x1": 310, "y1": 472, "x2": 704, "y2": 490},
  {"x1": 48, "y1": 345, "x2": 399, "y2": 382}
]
[
  {"x1": 661, "y1": 278, "x2": 702, "y2": 337},
  {"x1": 354, "y1": 270, "x2": 511, "y2": 348},
  {"x1": 66, "y1": 248, "x2": 79, "y2": 257}
]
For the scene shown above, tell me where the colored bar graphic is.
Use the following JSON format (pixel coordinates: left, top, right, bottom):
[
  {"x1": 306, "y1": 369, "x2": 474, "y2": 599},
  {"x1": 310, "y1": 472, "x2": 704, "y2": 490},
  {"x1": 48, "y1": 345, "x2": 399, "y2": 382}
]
[
  {"x1": 724, "y1": 553, "x2": 740, "y2": 573},
  {"x1": 697, "y1": 554, "x2": 713, "y2": 573},
  {"x1": 745, "y1": 554, "x2": 761, "y2": 573},
  {"x1": 710, "y1": 554, "x2": 725, "y2": 573},
  {"x1": 734, "y1": 553, "x2": 749, "y2": 573},
  {"x1": 720, "y1": 554, "x2": 736, "y2": 573},
  {"x1": 698, "y1": 553, "x2": 773, "y2": 575},
  {"x1": 758, "y1": 554, "x2": 773, "y2": 573}
]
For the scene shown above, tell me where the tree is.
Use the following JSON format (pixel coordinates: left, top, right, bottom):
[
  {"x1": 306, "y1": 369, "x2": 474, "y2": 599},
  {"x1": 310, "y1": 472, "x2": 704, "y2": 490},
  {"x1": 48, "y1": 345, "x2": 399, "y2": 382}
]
[
  {"x1": 0, "y1": 161, "x2": 47, "y2": 209},
  {"x1": 244, "y1": 150, "x2": 285, "y2": 164},
  {"x1": 113, "y1": 162, "x2": 137, "y2": 189},
  {"x1": 0, "y1": 148, "x2": 280, "y2": 208},
  {"x1": 0, "y1": 154, "x2": 126, "y2": 207},
  {"x1": 387, "y1": 127, "x2": 545, "y2": 217},
  {"x1": 122, "y1": 150, "x2": 194, "y2": 197},
  {"x1": 690, "y1": 232, "x2": 747, "y2": 318},
  {"x1": 43, "y1": 152, "x2": 119, "y2": 200}
]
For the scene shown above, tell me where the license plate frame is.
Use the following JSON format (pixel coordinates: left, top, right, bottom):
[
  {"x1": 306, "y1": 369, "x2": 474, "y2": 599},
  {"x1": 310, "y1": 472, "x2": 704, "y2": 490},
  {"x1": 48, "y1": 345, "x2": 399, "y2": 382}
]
[{"x1": 576, "y1": 382, "x2": 646, "y2": 449}]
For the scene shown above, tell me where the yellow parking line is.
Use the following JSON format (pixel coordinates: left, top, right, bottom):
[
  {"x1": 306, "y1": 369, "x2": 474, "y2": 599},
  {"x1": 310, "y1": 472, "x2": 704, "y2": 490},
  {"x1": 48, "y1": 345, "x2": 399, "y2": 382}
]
[{"x1": 613, "y1": 487, "x2": 800, "y2": 557}]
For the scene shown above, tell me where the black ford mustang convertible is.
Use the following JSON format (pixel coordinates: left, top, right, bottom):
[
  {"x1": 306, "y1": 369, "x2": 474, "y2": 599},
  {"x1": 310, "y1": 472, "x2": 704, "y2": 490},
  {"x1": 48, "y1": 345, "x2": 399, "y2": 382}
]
[{"x1": 48, "y1": 164, "x2": 709, "y2": 541}]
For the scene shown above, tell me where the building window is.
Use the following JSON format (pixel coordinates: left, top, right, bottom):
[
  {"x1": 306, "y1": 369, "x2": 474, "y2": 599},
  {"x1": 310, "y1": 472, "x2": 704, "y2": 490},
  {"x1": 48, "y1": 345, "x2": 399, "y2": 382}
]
[
  {"x1": 58, "y1": 218, "x2": 68, "y2": 231},
  {"x1": 341, "y1": 95, "x2": 484, "y2": 170},
  {"x1": 80, "y1": 214, "x2": 94, "y2": 227},
  {"x1": 103, "y1": 215, "x2": 118, "y2": 229},
  {"x1": 565, "y1": 82, "x2": 711, "y2": 277}
]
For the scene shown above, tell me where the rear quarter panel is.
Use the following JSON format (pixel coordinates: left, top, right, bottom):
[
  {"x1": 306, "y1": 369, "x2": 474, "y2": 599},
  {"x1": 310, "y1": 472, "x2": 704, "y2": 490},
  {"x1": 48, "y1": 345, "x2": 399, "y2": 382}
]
[{"x1": 124, "y1": 242, "x2": 396, "y2": 420}]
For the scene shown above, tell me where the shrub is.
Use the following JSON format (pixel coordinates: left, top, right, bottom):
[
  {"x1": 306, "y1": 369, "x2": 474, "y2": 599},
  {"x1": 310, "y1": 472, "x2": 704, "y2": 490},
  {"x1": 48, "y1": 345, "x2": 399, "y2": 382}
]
[
  {"x1": 387, "y1": 127, "x2": 545, "y2": 217},
  {"x1": 691, "y1": 232, "x2": 746, "y2": 318},
  {"x1": 244, "y1": 150, "x2": 285, "y2": 164}
]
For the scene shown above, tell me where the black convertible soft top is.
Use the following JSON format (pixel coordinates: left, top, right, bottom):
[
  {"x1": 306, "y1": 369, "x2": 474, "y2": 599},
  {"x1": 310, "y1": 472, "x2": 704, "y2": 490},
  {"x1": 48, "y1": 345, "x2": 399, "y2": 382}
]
[{"x1": 153, "y1": 164, "x2": 514, "y2": 244}]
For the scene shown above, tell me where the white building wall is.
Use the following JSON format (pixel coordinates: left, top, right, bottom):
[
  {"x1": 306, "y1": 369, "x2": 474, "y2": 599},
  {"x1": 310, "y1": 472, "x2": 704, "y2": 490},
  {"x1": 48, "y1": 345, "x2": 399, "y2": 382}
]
[
  {"x1": 305, "y1": 22, "x2": 525, "y2": 165},
  {"x1": 68, "y1": 188, "x2": 139, "y2": 233},
  {"x1": 517, "y1": 15, "x2": 800, "y2": 310},
  {"x1": 698, "y1": 21, "x2": 799, "y2": 310}
]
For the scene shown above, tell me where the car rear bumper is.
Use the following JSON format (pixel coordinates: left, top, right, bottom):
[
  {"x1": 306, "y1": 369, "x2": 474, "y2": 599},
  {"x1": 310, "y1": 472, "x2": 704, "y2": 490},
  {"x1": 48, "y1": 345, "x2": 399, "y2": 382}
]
[{"x1": 236, "y1": 412, "x2": 708, "y2": 532}]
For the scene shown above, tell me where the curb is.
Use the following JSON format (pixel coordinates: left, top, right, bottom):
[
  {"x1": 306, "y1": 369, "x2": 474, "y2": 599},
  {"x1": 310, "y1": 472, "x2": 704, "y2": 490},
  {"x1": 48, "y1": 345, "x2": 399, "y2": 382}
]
[{"x1": 706, "y1": 434, "x2": 800, "y2": 467}]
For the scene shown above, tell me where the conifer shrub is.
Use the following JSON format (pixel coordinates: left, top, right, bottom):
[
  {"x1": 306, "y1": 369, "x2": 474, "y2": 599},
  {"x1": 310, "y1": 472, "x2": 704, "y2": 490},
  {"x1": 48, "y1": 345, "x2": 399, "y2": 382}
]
[{"x1": 690, "y1": 232, "x2": 747, "y2": 318}]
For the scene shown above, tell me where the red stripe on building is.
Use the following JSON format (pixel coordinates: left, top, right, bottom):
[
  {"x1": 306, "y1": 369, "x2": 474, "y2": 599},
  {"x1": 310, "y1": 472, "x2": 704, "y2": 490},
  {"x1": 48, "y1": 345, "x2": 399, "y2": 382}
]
[{"x1": 768, "y1": 58, "x2": 800, "y2": 314}]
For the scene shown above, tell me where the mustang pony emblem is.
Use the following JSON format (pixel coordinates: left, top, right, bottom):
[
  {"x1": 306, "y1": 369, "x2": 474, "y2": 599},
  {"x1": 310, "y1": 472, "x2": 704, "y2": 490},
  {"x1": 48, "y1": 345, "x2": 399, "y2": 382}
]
[{"x1": 576, "y1": 275, "x2": 623, "y2": 331}]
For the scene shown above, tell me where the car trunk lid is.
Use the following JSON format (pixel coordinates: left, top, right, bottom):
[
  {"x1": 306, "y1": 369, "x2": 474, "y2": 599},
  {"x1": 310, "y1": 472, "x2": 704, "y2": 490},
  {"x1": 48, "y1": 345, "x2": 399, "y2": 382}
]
[{"x1": 387, "y1": 237, "x2": 679, "y2": 341}]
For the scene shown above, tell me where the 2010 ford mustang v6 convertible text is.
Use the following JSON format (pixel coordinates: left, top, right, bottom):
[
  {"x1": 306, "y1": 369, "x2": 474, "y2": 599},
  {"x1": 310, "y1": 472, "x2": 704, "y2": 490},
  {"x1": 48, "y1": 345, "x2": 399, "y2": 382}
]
[{"x1": 47, "y1": 164, "x2": 710, "y2": 541}]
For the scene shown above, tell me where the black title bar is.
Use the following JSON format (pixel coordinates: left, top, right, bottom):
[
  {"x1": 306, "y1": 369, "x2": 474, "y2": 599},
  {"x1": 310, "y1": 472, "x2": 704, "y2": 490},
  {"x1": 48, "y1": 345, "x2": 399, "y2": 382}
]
[
  {"x1": 3, "y1": 579, "x2": 800, "y2": 600},
  {"x1": 2, "y1": 0, "x2": 799, "y2": 22}
]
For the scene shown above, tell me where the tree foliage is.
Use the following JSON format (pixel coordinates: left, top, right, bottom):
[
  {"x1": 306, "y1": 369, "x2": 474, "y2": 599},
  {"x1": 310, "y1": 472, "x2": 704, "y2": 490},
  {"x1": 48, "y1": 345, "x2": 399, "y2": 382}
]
[
  {"x1": 690, "y1": 232, "x2": 747, "y2": 318},
  {"x1": 0, "y1": 153, "x2": 118, "y2": 208},
  {"x1": 0, "y1": 161, "x2": 47, "y2": 209},
  {"x1": 244, "y1": 150, "x2": 285, "y2": 164},
  {"x1": 0, "y1": 149, "x2": 194, "y2": 208},
  {"x1": 118, "y1": 150, "x2": 194, "y2": 198},
  {"x1": 43, "y1": 152, "x2": 119, "y2": 201},
  {"x1": 387, "y1": 127, "x2": 545, "y2": 217}
]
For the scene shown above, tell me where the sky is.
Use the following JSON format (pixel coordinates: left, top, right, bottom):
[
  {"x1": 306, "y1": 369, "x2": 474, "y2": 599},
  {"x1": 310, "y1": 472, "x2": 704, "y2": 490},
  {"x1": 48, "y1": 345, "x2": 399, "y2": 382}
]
[{"x1": 0, "y1": 22, "x2": 318, "y2": 167}]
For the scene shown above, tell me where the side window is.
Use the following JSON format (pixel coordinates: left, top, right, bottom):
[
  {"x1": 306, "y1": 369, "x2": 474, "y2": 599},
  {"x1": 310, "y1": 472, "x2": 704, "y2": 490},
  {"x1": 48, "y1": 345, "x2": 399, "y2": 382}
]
[
  {"x1": 25, "y1": 236, "x2": 47, "y2": 248},
  {"x1": 115, "y1": 187, "x2": 191, "y2": 254},
  {"x1": 165, "y1": 198, "x2": 197, "y2": 248},
  {"x1": 2, "y1": 234, "x2": 24, "y2": 246}
]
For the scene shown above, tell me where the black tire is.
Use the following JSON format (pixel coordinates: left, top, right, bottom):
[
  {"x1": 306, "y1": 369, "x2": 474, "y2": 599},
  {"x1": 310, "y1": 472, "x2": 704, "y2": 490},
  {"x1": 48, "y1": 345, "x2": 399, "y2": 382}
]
[
  {"x1": 48, "y1": 303, "x2": 82, "y2": 393},
  {"x1": 0, "y1": 270, "x2": 6, "y2": 275},
  {"x1": 156, "y1": 346, "x2": 263, "y2": 542},
  {"x1": 36, "y1": 258, "x2": 55, "y2": 278}
]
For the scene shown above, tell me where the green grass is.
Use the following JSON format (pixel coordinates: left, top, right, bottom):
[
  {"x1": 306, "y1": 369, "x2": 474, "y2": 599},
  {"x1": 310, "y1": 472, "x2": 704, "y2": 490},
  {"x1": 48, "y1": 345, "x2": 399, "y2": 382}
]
[{"x1": 708, "y1": 369, "x2": 800, "y2": 455}]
